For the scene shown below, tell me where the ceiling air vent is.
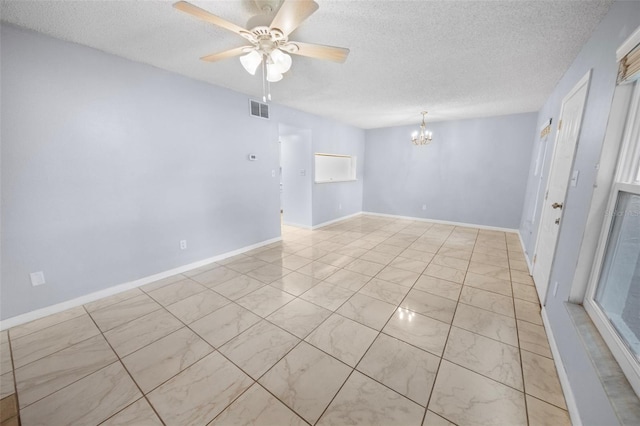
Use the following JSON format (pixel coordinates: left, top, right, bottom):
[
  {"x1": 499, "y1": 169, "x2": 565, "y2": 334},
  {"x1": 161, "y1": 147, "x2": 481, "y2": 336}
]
[{"x1": 249, "y1": 99, "x2": 269, "y2": 120}]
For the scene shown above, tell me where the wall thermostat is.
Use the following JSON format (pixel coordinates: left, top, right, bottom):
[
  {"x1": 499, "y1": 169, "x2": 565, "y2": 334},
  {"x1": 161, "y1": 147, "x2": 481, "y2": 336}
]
[{"x1": 248, "y1": 154, "x2": 257, "y2": 161}]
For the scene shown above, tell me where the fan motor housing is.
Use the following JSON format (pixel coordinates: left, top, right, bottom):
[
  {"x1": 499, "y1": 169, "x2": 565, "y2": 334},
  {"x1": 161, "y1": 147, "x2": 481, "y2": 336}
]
[{"x1": 253, "y1": 0, "x2": 281, "y2": 13}]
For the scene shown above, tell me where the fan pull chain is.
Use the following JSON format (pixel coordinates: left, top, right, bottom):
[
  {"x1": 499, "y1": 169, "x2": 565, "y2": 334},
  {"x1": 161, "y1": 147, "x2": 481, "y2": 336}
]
[{"x1": 262, "y1": 60, "x2": 267, "y2": 103}]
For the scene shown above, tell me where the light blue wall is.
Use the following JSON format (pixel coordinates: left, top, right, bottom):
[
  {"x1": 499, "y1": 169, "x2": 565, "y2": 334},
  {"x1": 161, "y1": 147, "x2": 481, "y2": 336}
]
[
  {"x1": 275, "y1": 107, "x2": 365, "y2": 227},
  {"x1": 518, "y1": 2, "x2": 640, "y2": 424},
  {"x1": 0, "y1": 24, "x2": 364, "y2": 320},
  {"x1": 363, "y1": 113, "x2": 537, "y2": 229}
]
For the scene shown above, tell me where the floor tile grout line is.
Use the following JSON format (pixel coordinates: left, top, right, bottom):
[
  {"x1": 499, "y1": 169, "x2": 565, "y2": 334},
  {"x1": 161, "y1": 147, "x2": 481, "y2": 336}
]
[
  {"x1": 310, "y1": 229, "x2": 430, "y2": 425},
  {"x1": 346, "y1": 226, "x2": 446, "y2": 421},
  {"x1": 454, "y1": 298, "x2": 518, "y2": 321},
  {"x1": 11, "y1": 337, "x2": 123, "y2": 412},
  {"x1": 162, "y1": 315, "x2": 284, "y2": 424},
  {"x1": 162, "y1": 288, "x2": 233, "y2": 323},
  {"x1": 209, "y1": 380, "x2": 313, "y2": 426},
  {"x1": 119, "y1": 258, "x2": 362, "y2": 421},
  {"x1": 6, "y1": 219, "x2": 546, "y2": 426},
  {"x1": 507, "y1": 236, "x2": 534, "y2": 426},
  {"x1": 421, "y1": 227, "x2": 475, "y2": 425},
  {"x1": 352, "y1": 358, "x2": 435, "y2": 409},
  {"x1": 6, "y1": 329, "x2": 22, "y2": 425},
  {"x1": 142, "y1": 279, "x2": 209, "y2": 305},
  {"x1": 276, "y1": 221, "x2": 434, "y2": 424},
  {"x1": 181, "y1": 289, "x2": 348, "y2": 424},
  {"x1": 12, "y1": 309, "x2": 166, "y2": 425},
  {"x1": 431, "y1": 236, "x2": 549, "y2": 394},
  {"x1": 92, "y1": 284, "x2": 271, "y2": 425},
  {"x1": 519, "y1": 344, "x2": 554, "y2": 359},
  {"x1": 234, "y1": 246, "x2": 390, "y2": 423},
  {"x1": 9, "y1": 324, "x2": 104, "y2": 375},
  {"x1": 18, "y1": 359, "x2": 125, "y2": 418},
  {"x1": 91, "y1": 304, "x2": 165, "y2": 335},
  {"x1": 130, "y1": 332, "x2": 212, "y2": 394},
  {"x1": 6, "y1": 307, "x2": 88, "y2": 342},
  {"x1": 80, "y1": 304, "x2": 168, "y2": 426},
  {"x1": 89, "y1": 289, "x2": 160, "y2": 312},
  {"x1": 525, "y1": 392, "x2": 572, "y2": 413},
  {"x1": 83, "y1": 288, "x2": 148, "y2": 314}
]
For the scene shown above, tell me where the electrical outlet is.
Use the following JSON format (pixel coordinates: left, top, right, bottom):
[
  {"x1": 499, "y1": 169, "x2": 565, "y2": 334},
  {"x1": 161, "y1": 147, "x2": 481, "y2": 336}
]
[
  {"x1": 180, "y1": 240, "x2": 187, "y2": 250},
  {"x1": 422, "y1": 204, "x2": 427, "y2": 211},
  {"x1": 553, "y1": 281, "x2": 559, "y2": 297},
  {"x1": 30, "y1": 271, "x2": 46, "y2": 287},
  {"x1": 271, "y1": 170, "x2": 276, "y2": 177}
]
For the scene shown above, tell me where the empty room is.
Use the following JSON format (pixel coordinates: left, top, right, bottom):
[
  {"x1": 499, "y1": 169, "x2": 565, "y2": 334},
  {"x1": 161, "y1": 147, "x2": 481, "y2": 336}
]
[{"x1": 1, "y1": 0, "x2": 640, "y2": 425}]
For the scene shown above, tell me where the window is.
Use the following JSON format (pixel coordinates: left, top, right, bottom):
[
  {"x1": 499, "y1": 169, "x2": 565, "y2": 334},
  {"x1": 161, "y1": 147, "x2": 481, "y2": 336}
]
[
  {"x1": 585, "y1": 79, "x2": 640, "y2": 397},
  {"x1": 314, "y1": 153, "x2": 357, "y2": 183},
  {"x1": 593, "y1": 189, "x2": 640, "y2": 360}
]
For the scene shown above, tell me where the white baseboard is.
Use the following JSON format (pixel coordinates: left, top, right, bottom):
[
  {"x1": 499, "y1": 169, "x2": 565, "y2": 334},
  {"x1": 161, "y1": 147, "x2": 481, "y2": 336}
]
[
  {"x1": 518, "y1": 230, "x2": 534, "y2": 274},
  {"x1": 362, "y1": 211, "x2": 519, "y2": 234},
  {"x1": 312, "y1": 212, "x2": 363, "y2": 230},
  {"x1": 541, "y1": 307, "x2": 582, "y2": 426},
  {"x1": 0, "y1": 236, "x2": 282, "y2": 331},
  {"x1": 282, "y1": 221, "x2": 312, "y2": 229}
]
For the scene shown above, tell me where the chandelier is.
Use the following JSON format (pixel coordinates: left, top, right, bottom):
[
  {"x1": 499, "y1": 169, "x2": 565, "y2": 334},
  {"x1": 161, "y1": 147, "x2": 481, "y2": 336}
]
[{"x1": 411, "y1": 111, "x2": 433, "y2": 145}]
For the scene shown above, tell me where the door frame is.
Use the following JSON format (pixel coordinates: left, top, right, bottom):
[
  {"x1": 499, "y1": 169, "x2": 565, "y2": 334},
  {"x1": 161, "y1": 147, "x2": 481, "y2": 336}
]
[{"x1": 532, "y1": 70, "x2": 591, "y2": 305}]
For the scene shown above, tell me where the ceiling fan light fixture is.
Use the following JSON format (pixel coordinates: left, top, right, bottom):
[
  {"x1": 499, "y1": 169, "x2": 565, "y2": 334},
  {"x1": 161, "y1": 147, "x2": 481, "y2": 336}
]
[
  {"x1": 270, "y1": 48, "x2": 292, "y2": 74},
  {"x1": 175, "y1": 0, "x2": 349, "y2": 102},
  {"x1": 266, "y1": 63, "x2": 283, "y2": 82},
  {"x1": 240, "y1": 50, "x2": 263, "y2": 75}
]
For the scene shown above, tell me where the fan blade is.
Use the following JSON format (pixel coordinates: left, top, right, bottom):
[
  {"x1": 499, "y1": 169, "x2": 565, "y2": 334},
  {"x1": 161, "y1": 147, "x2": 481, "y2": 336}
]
[
  {"x1": 200, "y1": 46, "x2": 249, "y2": 62},
  {"x1": 270, "y1": 0, "x2": 319, "y2": 36},
  {"x1": 174, "y1": 1, "x2": 246, "y2": 36},
  {"x1": 288, "y1": 42, "x2": 349, "y2": 63}
]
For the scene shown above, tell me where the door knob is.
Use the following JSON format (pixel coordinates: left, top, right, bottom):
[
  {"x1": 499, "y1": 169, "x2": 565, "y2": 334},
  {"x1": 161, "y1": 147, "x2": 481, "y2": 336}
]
[
  {"x1": 552, "y1": 202, "x2": 564, "y2": 209},
  {"x1": 555, "y1": 218, "x2": 560, "y2": 225}
]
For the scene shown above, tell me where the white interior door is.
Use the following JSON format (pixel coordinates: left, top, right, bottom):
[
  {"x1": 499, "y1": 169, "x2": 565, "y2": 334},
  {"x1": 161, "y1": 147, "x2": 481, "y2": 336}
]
[{"x1": 532, "y1": 71, "x2": 591, "y2": 303}]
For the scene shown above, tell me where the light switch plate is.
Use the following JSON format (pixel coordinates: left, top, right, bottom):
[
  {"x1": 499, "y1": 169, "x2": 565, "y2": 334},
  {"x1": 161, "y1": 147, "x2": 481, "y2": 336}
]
[
  {"x1": 570, "y1": 170, "x2": 580, "y2": 187},
  {"x1": 30, "y1": 271, "x2": 46, "y2": 287}
]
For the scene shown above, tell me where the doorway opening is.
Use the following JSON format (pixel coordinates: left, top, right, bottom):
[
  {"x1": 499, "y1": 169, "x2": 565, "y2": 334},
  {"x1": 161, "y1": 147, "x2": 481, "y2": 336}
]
[{"x1": 278, "y1": 124, "x2": 312, "y2": 231}]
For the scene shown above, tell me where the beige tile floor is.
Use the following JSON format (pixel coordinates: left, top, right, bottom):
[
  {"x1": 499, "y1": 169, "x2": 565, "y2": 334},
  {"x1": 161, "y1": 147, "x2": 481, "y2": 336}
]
[{"x1": 0, "y1": 216, "x2": 572, "y2": 425}]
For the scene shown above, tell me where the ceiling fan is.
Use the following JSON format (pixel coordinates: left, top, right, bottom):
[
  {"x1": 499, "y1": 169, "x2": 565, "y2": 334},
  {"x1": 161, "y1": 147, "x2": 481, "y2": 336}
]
[{"x1": 174, "y1": 0, "x2": 350, "y2": 97}]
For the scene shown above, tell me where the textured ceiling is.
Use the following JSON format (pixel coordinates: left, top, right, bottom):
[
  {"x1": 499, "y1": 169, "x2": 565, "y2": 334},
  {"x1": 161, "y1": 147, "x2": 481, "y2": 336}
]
[{"x1": 1, "y1": 0, "x2": 613, "y2": 129}]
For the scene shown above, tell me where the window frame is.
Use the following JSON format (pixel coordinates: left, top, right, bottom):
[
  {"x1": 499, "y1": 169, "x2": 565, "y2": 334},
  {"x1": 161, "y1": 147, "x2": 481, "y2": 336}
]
[{"x1": 584, "y1": 80, "x2": 640, "y2": 398}]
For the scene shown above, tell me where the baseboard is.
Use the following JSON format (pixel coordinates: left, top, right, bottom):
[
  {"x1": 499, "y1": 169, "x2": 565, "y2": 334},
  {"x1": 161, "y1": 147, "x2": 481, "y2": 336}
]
[
  {"x1": 362, "y1": 211, "x2": 519, "y2": 233},
  {"x1": 0, "y1": 236, "x2": 282, "y2": 331},
  {"x1": 311, "y1": 212, "x2": 363, "y2": 230},
  {"x1": 282, "y1": 221, "x2": 312, "y2": 229},
  {"x1": 541, "y1": 307, "x2": 583, "y2": 426},
  {"x1": 518, "y1": 230, "x2": 534, "y2": 274}
]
